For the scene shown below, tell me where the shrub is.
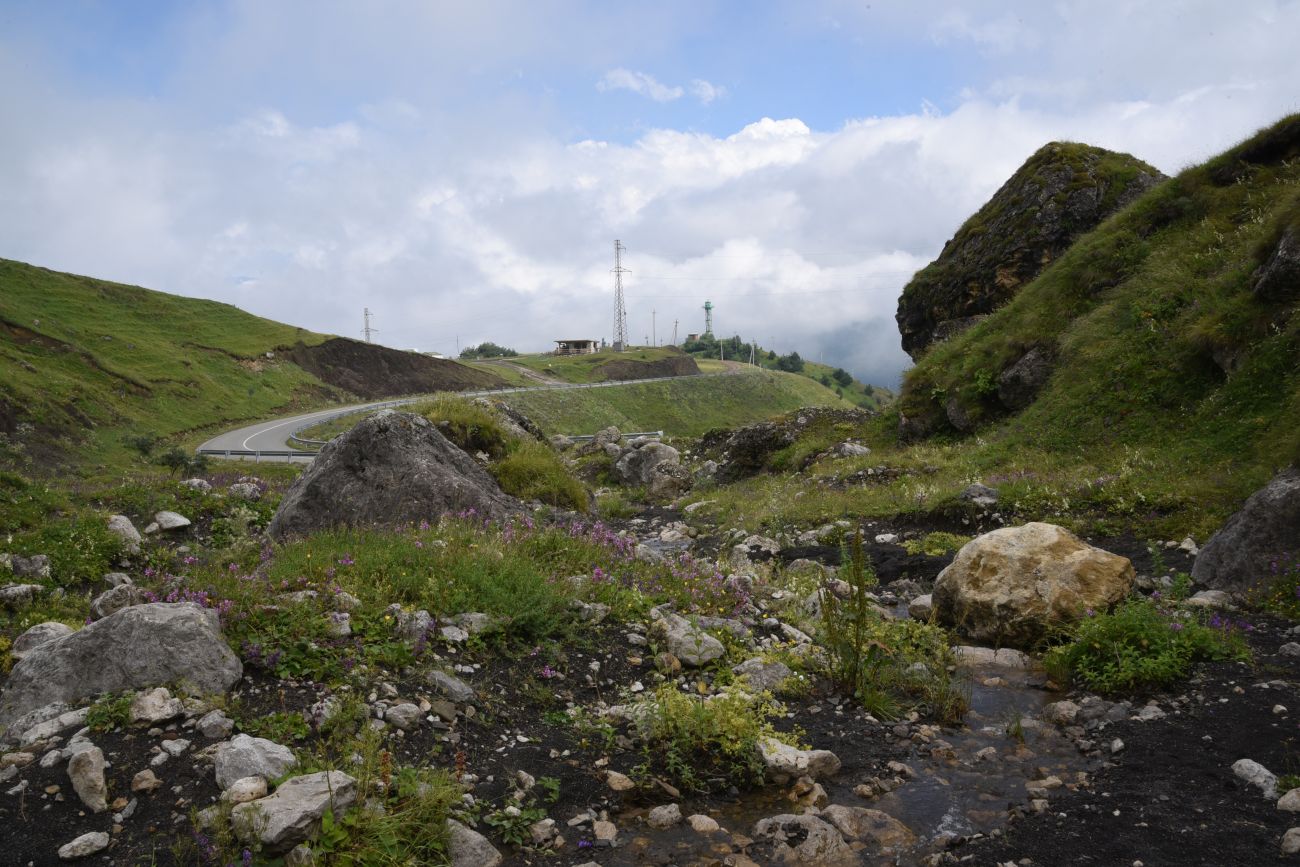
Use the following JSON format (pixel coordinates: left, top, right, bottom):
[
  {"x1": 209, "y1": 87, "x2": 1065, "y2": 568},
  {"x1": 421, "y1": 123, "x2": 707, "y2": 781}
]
[
  {"x1": 821, "y1": 532, "x2": 966, "y2": 722},
  {"x1": 491, "y1": 440, "x2": 589, "y2": 512},
  {"x1": 1253, "y1": 554, "x2": 1300, "y2": 618},
  {"x1": 633, "y1": 683, "x2": 792, "y2": 792},
  {"x1": 903, "y1": 532, "x2": 972, "y2": 556},
  {"x1": 1044, "y1": 597, "x2": 1250, "y2": 693},
  {"x1": 87, "y1": 693, "x2": 134, "y2": 732}
]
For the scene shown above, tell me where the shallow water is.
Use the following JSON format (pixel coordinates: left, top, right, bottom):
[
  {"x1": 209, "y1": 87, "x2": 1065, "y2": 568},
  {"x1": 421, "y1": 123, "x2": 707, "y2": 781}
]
[{"x1": 603, "y1": 659, "x2": 1094, "y2": 865}]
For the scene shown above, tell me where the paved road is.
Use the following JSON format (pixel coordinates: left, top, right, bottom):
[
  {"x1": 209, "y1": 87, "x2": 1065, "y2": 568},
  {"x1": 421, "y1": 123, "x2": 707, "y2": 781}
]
[{"x1": 197, "y1": 369, "x2": 750, "y2": 461}]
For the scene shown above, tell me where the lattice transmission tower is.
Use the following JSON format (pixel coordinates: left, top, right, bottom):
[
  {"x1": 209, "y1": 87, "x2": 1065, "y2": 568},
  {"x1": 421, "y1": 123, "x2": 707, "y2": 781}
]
[
  {"x1": 363, "y1": 308, "x2": 378, "y2": 343},
  {"x1": 612, "y1": 240, "x2": 629, "y2": 351}
]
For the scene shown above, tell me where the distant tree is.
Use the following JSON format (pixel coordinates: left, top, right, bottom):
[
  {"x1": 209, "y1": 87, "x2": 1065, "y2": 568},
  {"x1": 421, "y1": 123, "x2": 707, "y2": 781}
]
[
  {"x1": 766, "y1": 349, "x2": 777, "y2": 360},
  {"x1": 831, "y1": 367, "x2": 853, "y2": 387},
  {"x1": 459, "y1": 342, "x2": 518, "y2": 359},
  {"x1": 819, "y1": 373, "x2": 831, "y2": 386},
  {"x1": 775, "y1": 351, "x2": 804, "y2": 372}
]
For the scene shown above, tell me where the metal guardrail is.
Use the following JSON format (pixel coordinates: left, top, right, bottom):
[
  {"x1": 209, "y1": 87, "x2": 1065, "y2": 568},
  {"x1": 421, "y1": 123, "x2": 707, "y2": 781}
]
[
  {"x1": 197, "y1": 448, "x2": 316, "y2": 461},
  {"x1": 567, "y1": 430, "x2": 664, "y2": 442},
  {"x1": 204, "y1": 369, "x2": 760, "y2": 461}
]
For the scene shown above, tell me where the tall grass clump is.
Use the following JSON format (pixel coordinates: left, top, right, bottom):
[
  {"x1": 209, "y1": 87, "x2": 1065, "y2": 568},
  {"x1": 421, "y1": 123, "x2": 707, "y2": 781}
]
[{"x1": 820, "y1": 531, "x2": 967, "y2": 723}]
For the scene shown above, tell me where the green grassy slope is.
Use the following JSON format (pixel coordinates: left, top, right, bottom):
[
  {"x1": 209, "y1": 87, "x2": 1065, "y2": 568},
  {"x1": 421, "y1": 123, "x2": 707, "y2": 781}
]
[
  {"x1": 507, "y1": 346, "x2": 687, "y2": 383},
  {"x1": 890, "y1": 114, "x2": 1300, "y2": 530},
  {"x1": 505, "y1": 369, "x2": 852, "y2": 437},
  {"x1": 0, "y1": 258, "x2": 340, "y2": 462}
]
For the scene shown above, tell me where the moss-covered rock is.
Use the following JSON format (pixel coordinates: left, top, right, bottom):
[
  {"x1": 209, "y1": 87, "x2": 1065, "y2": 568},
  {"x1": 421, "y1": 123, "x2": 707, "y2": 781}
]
[{"x1": 896, "y1": 142, "x2": 1165, "y2": 360}]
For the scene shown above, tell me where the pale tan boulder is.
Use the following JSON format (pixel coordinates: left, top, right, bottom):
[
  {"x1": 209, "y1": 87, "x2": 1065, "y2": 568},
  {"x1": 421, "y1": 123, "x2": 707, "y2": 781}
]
[{"x1": 933, "y1": 522, "x2": 1134, "y2": 648}]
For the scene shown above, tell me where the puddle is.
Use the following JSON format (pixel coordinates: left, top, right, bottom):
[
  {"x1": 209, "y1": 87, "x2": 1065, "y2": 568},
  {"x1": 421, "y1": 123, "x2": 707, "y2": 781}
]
[{"x1": 601, "y1": 660, "x2": 1095, "y2": 865}]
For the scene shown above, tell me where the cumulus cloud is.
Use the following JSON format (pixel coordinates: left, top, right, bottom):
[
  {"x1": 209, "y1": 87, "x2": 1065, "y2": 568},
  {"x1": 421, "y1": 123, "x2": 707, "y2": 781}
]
[{"x1": 1, "y1": 1, "x2": 1298, "y2": 389}]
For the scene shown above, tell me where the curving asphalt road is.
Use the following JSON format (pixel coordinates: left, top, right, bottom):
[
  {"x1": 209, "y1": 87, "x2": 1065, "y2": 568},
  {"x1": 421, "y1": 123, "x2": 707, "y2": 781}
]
[{"x1": 197, "y1": 367, "x2": 749, "y2": 461}]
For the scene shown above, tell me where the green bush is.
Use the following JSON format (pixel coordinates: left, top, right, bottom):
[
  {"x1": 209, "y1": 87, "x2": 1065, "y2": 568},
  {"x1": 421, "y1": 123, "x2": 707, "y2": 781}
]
[
  {"x1": 821, "y1": 532, "x2": 966, "y2": 722},
  {"x1": 491, "y1": 440, "x2": 588, "y2": 512},
  {"x1": 902, "y1": 532, "x2": 972, "y2": 556},
  {"x1": 1045, "y1": 597, "x2": 1250, "y2": 693},
  {"x1": 633, "y1": 683, "x2": 792, "y2": 792},
  {"x1": 1253, "y1": 554, "x2": 1300, "y2": 618},
  {"x1": 87, "y1": 693, "x2": 133, "y2": 732}
]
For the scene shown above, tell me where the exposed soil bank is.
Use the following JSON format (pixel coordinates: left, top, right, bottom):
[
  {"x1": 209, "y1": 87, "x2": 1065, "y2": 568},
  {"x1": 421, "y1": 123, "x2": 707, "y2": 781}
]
[{"x1": 281, "y1": 338, "x2": 503, "y2": 399}]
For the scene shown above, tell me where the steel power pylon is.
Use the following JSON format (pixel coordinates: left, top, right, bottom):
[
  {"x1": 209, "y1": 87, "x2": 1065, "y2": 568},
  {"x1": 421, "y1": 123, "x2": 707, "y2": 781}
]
[
  {"x1": 363, "y1": 308, "x2": 378, "y2": 343},
  {"x1": 612, "y1": 240, "x2": 630, "y2": 351}
]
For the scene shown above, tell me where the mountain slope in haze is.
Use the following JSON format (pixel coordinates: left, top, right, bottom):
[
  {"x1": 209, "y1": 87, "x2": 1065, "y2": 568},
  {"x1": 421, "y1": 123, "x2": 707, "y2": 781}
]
[
  {"x1": 0, "y1": 259, "x2": 502, "y2": 464},
  {"x1": 896, "y1": 141, "x2": 1165, "y2": 359},
  {"x1": 893, "y1": 114, "x2": 1300, "y2": 518}
]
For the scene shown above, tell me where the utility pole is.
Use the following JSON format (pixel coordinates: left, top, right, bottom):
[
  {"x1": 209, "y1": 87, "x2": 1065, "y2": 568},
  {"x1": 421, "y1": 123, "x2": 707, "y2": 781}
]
[
  {"x1": 652, "y1": 309, "x2": 656, "y2": 346},
  {"x1": 363, "y1": 308, "x2": 378, "y2": 343},
  {"x1": 612, "y1": 240, "x2": 629, "y2": 351},
  {"x1": 673, "y1": 319, "x2": 678, "y2": 345}
]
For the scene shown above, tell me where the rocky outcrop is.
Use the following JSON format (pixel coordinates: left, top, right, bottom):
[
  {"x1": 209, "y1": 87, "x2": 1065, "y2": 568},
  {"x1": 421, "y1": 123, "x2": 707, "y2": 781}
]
[
  {"x1": 268, "y1": 410, "x2": 520, "y2": 540},
  {"x1": 896, "y1": 142, "x2": 1164, "y2": 359},
  {"x1": 996, "y1": 345, "x2": 1055, "y2": 411},
  {"x1": 1251, "y1": 224, "x2": 1300, "y2": 303},
  {"x1": 1192, "y1": 469, "x2": 1300, "y2": 595},
  {"x1": 0, "y1": 603, "x2": 242, "y2": 737},
  {"x1": 933, "y1": 522, "x2": 1135, "y2": 648},
  {"x1": 614, "y1": 441, "x2": 681, "y2": 486}
]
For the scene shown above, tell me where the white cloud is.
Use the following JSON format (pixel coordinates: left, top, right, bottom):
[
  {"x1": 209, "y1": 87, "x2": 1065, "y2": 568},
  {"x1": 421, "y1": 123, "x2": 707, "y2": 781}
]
[
  {"x1": 689, "y1": 79, "x2": 726, "y2": 104},
  {"x1": 2, "y1": 1, "x2": 1299, "y2": 388},
  {"x1": 597, "y1": 68, "x2": 684, "y2": 102}
]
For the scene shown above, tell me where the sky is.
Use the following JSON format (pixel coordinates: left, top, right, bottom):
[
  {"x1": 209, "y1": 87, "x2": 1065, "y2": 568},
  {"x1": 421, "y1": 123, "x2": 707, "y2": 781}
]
[{"x1": 2, "y1": 1, "x2": 1298, "y2": 387}]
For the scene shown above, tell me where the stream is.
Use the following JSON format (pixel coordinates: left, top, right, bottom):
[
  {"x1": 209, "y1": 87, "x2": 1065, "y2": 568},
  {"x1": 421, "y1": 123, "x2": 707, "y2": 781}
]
[{"x1": 603, "y1": 656, "x2": 1093, "y2": 866}]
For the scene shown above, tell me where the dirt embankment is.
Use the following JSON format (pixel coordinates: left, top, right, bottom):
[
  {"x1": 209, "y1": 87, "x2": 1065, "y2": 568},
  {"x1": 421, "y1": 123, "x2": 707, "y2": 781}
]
[
  {"x1": 282, "y1": 338, "x2": 503, "y2": 399},
  {"x1": 593, "y1": 353, "x2": 700, "y2": 382}
]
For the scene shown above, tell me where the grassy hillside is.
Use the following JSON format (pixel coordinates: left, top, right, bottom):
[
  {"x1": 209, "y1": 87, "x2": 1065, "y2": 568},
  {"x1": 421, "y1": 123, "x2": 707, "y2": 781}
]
[
  {"x1": 0, "y1": 259, "x2": 498, "y2": 466},
  {"x1": 507, "y1": 346, "x2": 690, "y2": 383},
  {"x1": 0, "y1": 259, "x2": 338, "y2": 463},
  {"x1": 505, "y1": 369, "x2": 852, "y2": 437},
  {"x1": 885, "y1": 114, "x2": 1300, "y2": 533}
]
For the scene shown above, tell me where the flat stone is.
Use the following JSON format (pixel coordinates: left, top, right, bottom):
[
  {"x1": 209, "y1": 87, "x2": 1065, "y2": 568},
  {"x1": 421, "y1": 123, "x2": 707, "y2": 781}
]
[
  {"x1": 67, "y1": 746, "x2": 107, "y2": 813},
  {"x1": 385, "y1": 703, "x2": 422, "y2": 730},
  {"x1": 650, "y1": 609, "x2": 725, "y2": 667},
  {"x1": 687, "y1": 813, "x2": 720, "y2": 833},
  {"x1": 132, "y1": 769, "x2": 162, "y2": 793},
  {"x1": 106, "y1": 515, "x2": 142, "y2": 553},
  {"x1": 197, "y1": 710, "x2": 235, "y2": 739},
  {"x1": 58, "y1": 831, "x2": 109, "y2": 861},
  {"x1": 446, "y1": 819, "x2": 503, "y2": 867},
  {"x1": 758, "y1": 737, "x2": 841, "y2": 783},
  {"x1": 732, "y1": 658, "x2": 793, "y2": 693},
  {"x1": 154, "y1": 511, "x2": 191, "y2": 530},
  {"x1": 214, "y1": 734, "x2": 296, "y2": 790},
  {"x1": 1284, "y1": 828, "x2": 1300, "y2": 855},
  {"x1": 593, "y1": 819, "x2": 618, "y2": 841},
  {"x1": 647, "y1": 803, "x2": 682, "y2": 829},
  {"x1": 232, "y1": 771, "x2": 357, "y2": 851},
  {"x1": 1234, "y1": 758, "x2": 1278, "y2": 799},
  {"x1": 223, "y1": 775, "x2": 268, "y2": 804},
  {"x1": 820, "y1": 804, "x2": 917, "y2": 850},
  {"x1": 1279, "y1": 789, "x2": 1300, "y2": 812},
  {"x1": 606, "y1": 770, "x2": 635, "y2": 791},
  {"x1": 427, "y1": 670, "x2": 476, "y2": 703},
  {"x1": 130, "y1": 687, "x2": 184, "y2": 724}
]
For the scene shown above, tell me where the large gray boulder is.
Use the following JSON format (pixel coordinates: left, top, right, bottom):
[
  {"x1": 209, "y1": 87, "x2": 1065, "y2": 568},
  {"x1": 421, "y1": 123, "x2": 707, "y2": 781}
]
[
  {"x1": 997, "y1": 346, "x2": 1054, "y2": 411},
  {"x1": 0, "y1": 603, "x2": 242, "y2": 737},
  {"x1": 1252, "y1": 226, "x2": 1300, "y2": 303},
  {"x1": 1192, "y1": 469, "x2": 1300, "y2": 595},
  {"x1": 269, "y1": 411, "x2": 520, "y2": 540},
  {"x1": 614, "y1": 441, "x2": 681, "y2": 486}
]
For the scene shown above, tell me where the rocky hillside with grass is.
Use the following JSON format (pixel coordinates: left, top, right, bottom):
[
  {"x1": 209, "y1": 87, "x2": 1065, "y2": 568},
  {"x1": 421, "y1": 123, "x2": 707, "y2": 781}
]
[
  {"x1": 895, "y1": 141, "x2": 1164, "y2": 359},
  {"x1": 0, "y1": 259, "x2": 503, "y2": 466},
  {"x1": 892, "y1": 114, "x2": 1300, "y2": 527}
]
